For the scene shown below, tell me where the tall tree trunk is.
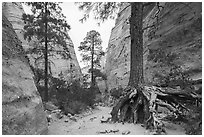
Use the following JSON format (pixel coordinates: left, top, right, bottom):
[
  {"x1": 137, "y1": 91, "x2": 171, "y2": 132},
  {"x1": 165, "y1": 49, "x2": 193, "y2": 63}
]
[
  {"x1": 111, "y1": 3, "x2": 200, "y2": 133},
  {"x1": 111, "y1": 2, "x2": 150, "y2": 125},
  {"x1": 44, "y1": 2, "x2": 48, "y2": 102},
  {"x1": 128, "y1": 2, "x2": 150, "y2": 124},
  {"x1": 128, "y1": 2, "x2": 144, "y2": 87},
  {"x1": 91, "y1": 36, "x2": 94, "y2": 88}
]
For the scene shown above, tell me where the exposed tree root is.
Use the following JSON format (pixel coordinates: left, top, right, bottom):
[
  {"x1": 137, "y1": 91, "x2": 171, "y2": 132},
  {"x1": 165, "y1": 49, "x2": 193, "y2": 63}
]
[{"x1": 110, "y1": 85, "x2": 201, "y2": 134}]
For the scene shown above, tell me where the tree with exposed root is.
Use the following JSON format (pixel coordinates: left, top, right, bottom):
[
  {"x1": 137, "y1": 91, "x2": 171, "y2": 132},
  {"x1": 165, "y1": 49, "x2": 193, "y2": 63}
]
[{"x1": 76, "y1": 2, "x2": 201, "y2": 134}]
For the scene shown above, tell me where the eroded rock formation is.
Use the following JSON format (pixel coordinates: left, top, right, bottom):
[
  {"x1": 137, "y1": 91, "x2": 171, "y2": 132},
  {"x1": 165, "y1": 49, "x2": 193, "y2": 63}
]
[
  {"x1": 2, "y1": 13, "x2": 48, "y2": 134},
  {"x1": 2, "y1": 2, "x2": 82, "y2": 82},
  {"x1": 105, "y1": 2, "x2": 202, "y2": 91}
]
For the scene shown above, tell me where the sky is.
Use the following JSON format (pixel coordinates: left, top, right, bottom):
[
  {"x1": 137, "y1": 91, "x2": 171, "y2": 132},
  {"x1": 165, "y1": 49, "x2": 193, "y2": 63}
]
[
  {"x1": 23, "y1": 3, "x2": 116, "y2": 68},
  {"x1": 60, "y1": 3, "x2": 116, "y2": 68}
]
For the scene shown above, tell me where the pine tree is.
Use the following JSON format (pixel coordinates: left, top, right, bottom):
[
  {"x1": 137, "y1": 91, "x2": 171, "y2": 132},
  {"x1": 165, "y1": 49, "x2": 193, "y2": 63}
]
[
  {"x1": 76, "y1": 2, "x2": 202, "y2": 133},
  {"x1": 76, "y1": 1, "x2": 147, "y2": 120},
  {"x1": 77, "y1": 2, "x2": 155, "y2": 88},
  {"x1": 76, "y1": 1, "x2": 158, "y2": 126},
  {"x1": 22, "y1": 2, "x2": 71, "y2": 102},
  {"x1": 78, "y1": 30, "x2": 104, "y2": 88}
]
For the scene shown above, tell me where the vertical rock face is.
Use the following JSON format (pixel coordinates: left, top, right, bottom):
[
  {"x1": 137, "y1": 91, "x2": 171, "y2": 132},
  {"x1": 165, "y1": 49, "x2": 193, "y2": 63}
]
[
  {"x1": 2, "y1": 13, "x2": 48, "y2": 134},
  {"x1": 46, "y1": 37, "x2": 82, "y2": 82},
  {"x1": 105, "y1": 2, "x2": 202, "y2": 91},
  {"x1": 105, "y1": 3, "x2": 131, "y2": 91},
  {"x1": 2, "y1": 2, "x2": 82, "y2": 82},
  {"x1": 2, "y1": 2, "x2": 28, "y2": 49}
]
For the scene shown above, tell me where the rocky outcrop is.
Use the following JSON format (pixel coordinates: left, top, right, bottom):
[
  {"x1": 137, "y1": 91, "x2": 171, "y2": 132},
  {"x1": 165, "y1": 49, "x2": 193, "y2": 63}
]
[
  {"x1": 105, "y1": 3, "x2": 202, "y2": 91},
  {"x1": 2, "y1": 12, "x2": 48, "y2": 134},
  {"x1": 50, "y1": 38, "x2": 82, "y2": 81},
  {"x1": 105, "y1": 3, "x2": 131, "y2": 91},
  {"x1": 2, "y1": 2, "x2": 82, "y2": 82}
]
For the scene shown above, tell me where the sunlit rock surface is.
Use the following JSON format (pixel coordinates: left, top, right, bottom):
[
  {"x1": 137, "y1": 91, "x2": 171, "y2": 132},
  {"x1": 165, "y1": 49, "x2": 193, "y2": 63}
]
[
  {"x1": 105, "y1": 2, "x2": 202, "y2": 91},
  {"x1": 2, "y1": 2, "x2": 82, "y2": 82},
  {"x1": 2, "y1": 13, "x2": 48, "y2": 135}
]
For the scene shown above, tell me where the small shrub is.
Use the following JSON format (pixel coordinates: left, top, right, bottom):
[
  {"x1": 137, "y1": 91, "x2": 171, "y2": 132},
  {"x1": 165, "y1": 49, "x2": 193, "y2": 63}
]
[
  {"x1": 153, "y1": 65, "x2": 191, "y2": 89},
  {"x1": 48, "y1": 78, "x2": 97, "y2": 114},
  {"x1": 64, "y1": 101, "x2": 87, "y2": 114},
  {"x1": 36, "y1": 85, "x2": 45, "y2": 101},
  {"x1": 147, "y1": 49, "x2": 177, "y2": 66},
  {"x1": 110, "y1": 86, "x2": 123, "y2": 99},
  {"x1": 69, "y1": 81, "x2": 97, "y2": 106}
]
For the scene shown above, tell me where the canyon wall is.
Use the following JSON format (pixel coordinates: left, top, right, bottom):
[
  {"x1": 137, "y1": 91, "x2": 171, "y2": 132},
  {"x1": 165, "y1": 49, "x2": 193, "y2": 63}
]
[
  {"x1": 2, "y1": 2, "x2": 84, "y2": 134},
  {"x1": 105, "y1": 2, "x2": 202, "y2": 91},
  {"x1": 2, "y1": 2, "x2": 82, "y2": 82},
  {"x1": 2, "y1": 12, "x2": 47, "y2": 135}
]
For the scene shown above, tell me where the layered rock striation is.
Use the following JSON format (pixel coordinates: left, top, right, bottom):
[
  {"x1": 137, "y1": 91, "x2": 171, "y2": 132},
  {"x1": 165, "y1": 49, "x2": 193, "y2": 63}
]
[
  {"x1": 105, "y1": 2, "x2": 202, "y2": 91},
  {"x1": 2, "y1": 2, "x2": 82, "y2": 82},
  {"x1": 2, "y1": 13, "x2": 48, "y2": 134}
]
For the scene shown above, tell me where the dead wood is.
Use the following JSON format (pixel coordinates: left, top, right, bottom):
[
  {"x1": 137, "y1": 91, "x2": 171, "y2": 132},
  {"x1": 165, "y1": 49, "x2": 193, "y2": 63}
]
[{"x1": 110, "y1": 85, "x2": 201, "y2": 134}]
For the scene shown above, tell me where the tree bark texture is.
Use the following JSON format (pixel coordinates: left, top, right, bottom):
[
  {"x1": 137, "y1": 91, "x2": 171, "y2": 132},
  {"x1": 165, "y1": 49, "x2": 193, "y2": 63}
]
[
  {"x1": 111, "y1": 85, "x2": 201, "y2": 133},
  {"x1": 111, "y1": 2, "x2": 202, "y2": 134},
  {"x1": 110, "y1": 2, "x2": 159, "y2": 128},
  {"x1": 91, "y1": 36, "x2": 94, "y2": 88},
  {"x1": 128, "y1": 2, "x2": 144, "y2": 88},
  {"x1": 44, "y1": 2, "x2": 48, "y2": 102},
  {"x1": 111, "y1": 2, "x2": 150, "y2": 125}
]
